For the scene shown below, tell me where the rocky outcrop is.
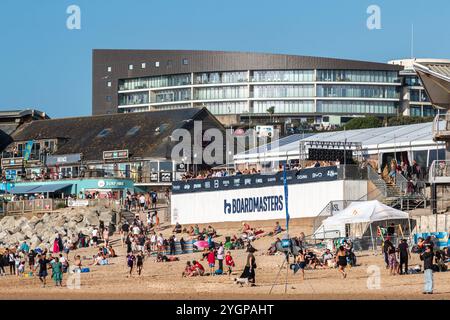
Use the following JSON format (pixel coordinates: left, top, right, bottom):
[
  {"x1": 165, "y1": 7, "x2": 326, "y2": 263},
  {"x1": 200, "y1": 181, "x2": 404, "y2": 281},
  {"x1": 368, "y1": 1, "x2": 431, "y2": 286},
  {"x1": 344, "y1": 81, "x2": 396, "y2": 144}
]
[{"x1": 0, "y1": 206, "x2": 118, "y2": 249}]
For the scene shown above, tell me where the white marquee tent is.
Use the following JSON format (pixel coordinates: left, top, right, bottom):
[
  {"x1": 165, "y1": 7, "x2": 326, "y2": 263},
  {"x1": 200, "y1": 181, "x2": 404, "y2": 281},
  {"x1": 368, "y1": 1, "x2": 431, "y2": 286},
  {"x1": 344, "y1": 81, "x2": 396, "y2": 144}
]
[{"x1": 314, "y1": 200, "x2": 412, "y2": 248}]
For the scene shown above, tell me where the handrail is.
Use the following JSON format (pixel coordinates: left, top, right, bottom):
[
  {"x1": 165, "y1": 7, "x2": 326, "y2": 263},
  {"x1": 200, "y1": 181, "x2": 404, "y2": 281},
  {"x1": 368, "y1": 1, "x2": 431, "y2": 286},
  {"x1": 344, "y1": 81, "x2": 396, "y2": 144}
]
[
  {"x1": 429, "y1": 160, "x2": 450, "y2": 182},
  {"x1": 432, "y1": 114, "x2": 448, "y2": 139}
]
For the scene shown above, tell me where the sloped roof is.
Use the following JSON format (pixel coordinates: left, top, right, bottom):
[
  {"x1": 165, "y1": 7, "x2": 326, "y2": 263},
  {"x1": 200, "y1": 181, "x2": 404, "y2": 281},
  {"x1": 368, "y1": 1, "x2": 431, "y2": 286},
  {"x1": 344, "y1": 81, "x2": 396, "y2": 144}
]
[{"x1": 10, "y1": 108, "x2": 222, "y2": 161}]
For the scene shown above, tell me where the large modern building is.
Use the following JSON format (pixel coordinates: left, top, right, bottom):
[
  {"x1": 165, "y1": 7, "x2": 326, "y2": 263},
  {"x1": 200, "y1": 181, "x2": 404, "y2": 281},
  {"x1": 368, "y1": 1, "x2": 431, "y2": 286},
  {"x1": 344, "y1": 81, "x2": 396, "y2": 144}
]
[
  {"x1": 388, "y1": 58, "x2": 450, "y2": 117},
  {"x1": 93, "y1": 50, "x2": 404, "y2": 126}
]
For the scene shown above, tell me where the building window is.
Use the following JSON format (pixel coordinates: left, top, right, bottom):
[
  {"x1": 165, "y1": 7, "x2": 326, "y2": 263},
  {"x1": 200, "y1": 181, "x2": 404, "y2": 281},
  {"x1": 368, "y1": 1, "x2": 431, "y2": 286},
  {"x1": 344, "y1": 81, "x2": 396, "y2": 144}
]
[
  {"x1": 182, "y1": 58, "x2": 188, "y2": 65},
  {"x1": 106, "y1": 95, "x2": 112, "y2": 102},
  {"x1": 141, "y1": 63, "x2": 146, "y2": 69},
  {"x1": 155, "y1": 61, "x2": 160, "y2": 67},
  {"x1": 107, "y1": 81, "x2": 112, "y2": 87},
  {"x1": 107, "y1": 66, "x2": 112, "y2": 72},
  {"x1": 128, "y1": 64, "x2": 133, "y2": 70},
  {"x1": 96, "y1": 128, "x2": 112, "y2": 138}
]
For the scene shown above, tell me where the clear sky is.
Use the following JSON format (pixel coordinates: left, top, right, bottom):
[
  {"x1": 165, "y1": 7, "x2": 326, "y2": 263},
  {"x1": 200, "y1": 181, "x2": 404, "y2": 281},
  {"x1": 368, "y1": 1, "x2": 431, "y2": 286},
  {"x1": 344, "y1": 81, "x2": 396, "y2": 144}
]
[{"x1": 0, "y1": 0, "x2": 449, "y2": 118}]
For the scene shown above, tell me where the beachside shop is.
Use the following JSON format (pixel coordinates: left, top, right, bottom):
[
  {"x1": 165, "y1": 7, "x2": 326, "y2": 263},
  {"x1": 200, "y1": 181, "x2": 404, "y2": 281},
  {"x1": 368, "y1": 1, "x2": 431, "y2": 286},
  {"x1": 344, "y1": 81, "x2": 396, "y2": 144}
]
[{"x1": 1, "y1": 178, "x2": 134, "y2": 199}]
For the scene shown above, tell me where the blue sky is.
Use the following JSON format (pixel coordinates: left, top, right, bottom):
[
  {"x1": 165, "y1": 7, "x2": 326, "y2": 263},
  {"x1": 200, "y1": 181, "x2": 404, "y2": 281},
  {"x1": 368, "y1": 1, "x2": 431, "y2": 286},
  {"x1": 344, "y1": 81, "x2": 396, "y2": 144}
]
[{"x1": 0, "y1": 0, "x2": 449, "y2": 118}]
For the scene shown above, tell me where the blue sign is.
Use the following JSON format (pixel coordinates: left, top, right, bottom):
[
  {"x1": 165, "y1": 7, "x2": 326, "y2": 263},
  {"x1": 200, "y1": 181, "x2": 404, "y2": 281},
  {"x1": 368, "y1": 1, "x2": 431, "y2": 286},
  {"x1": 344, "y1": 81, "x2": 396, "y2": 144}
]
[{"x1": 172, "y1": 166, "x2": 338, "y2": 194}]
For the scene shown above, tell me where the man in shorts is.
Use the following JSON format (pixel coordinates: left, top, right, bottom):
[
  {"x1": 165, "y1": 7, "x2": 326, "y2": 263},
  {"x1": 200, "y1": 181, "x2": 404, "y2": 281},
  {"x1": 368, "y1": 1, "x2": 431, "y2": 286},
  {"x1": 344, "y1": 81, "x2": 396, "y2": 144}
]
[{"x1": 37, "y1": 255, "x2": 51, "y2": 287}]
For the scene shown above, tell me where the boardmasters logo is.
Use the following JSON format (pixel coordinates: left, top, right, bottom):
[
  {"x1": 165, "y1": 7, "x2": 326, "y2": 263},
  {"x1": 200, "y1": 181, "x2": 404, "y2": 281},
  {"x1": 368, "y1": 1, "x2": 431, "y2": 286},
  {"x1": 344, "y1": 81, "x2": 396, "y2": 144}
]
[{"x1": 224, "y1": 195, "x2": 284, "y2": 214}]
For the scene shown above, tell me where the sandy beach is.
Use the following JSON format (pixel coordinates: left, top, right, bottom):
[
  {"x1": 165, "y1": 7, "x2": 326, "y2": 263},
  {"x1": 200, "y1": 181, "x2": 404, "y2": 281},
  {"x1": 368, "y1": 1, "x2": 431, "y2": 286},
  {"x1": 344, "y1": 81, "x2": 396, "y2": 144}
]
[{"x1": 0, "y1": 222, "x2": 449, "y2": 300}]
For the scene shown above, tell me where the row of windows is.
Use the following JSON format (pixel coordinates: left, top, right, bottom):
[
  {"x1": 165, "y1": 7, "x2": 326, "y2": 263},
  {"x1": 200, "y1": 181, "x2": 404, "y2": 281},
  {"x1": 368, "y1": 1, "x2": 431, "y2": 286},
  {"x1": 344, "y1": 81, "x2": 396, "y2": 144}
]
[
  {"x1": 195, "y1": 72, "x2": 247, "y2": 84},
  {"x1": 316, "y1": 101, "x2": 397, "y2": 114},
  {"x1": 410, "y1": 89, "x2": 429, "y2": 102},
  {"x1": 253, "y1": 85, "x2": 314, "y2": 98},
  {"x1": 252, "y1": 70, "x2": 314, "y2": 82},
  {"x1": 119, "y1": 74, "x2": 191, "y2": 91},
  {"x1": 253, "y1": 101, "x2": 315, "y2": 114},
  {"x1": 202, "y1": 102, "x2": 249, "y2": 115},
  {"x1": 154, "y1": 88, "x2": 190, "y2": 103},
  {"x1": 117, "y1": 69, "x2": 400, "y2": 91},
  {"x1": 404, "y1": 75, "x2": 422, "y2": 86},
  {"x1": 410, "y1": 106, "x2": 436, "y2": 117},
  {"x1": 119, "y1": 92, "x2": 149, "y2": 105},
  {"x1": 195, "y1": 86, "x2": 247, "y2": 100},
  {"x1": 317, "y1": 85, "x2": 398, "y2": 99},
  {"x1": 316, "y1": 70, "x2": 398, "y2": 83}
]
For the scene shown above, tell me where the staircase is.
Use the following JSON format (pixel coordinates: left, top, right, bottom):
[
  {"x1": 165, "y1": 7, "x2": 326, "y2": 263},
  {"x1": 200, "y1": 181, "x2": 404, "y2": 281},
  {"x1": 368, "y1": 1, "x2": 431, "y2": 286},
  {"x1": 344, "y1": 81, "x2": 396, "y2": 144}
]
[{"x1": 120, "y1": 210, "x2": 136, "y2": 224}]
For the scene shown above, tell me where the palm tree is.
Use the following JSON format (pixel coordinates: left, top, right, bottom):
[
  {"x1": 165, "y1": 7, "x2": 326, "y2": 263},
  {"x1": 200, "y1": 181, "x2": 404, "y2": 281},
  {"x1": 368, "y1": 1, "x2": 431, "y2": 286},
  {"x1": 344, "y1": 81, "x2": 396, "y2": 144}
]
[{"x1": 266, "y1": 106, "x2": 275, "y2": 123}]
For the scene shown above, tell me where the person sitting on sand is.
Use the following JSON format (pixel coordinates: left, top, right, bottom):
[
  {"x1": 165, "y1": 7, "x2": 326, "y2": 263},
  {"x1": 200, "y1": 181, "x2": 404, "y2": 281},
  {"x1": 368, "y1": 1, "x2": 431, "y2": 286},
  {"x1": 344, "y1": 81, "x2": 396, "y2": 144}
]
[
  {"x1": 194, "y1": 225, "x2": 200, "y2": 236},
  {"x1": 182, "y1": 261, "x2": 194, "y2": 277},
  {"x1": 107, "y1": 246, "x2": 117, "y2": 258},
  {"x1": 173, "y1": 222, "x2": 182, "y2": 234},
  {"x1": 207, "y1": 225, "x2": 216, "y2": 237},
  {"x1": 322, "y1": 249, "x2": 334, "y2": 267},
  {"x1": 273, "y1": 221, "x2": 283, "y2": 235},
  {"x1": 192, "y1": 260, "x2": 205, "y2": 276},
  {"x1": 242, "y1": 222, "x2": 251, "y2": 233}
]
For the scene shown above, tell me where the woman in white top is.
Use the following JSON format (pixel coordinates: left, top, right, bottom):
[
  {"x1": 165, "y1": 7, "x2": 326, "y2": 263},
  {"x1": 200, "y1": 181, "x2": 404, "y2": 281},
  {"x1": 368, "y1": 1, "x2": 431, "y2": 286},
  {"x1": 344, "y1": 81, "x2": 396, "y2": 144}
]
[{"x1": 217, "y1": 243, "x2": 224, "y2": 272}]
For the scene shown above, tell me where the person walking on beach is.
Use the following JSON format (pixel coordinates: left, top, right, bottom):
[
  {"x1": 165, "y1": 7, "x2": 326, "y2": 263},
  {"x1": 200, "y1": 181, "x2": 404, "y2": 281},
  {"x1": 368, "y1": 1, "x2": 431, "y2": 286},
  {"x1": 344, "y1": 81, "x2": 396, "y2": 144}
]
[
  {"x1": 127, "y1": 253, "x2": 136, "y2": 277},
  {"x1": 421, "y1": 245, "x2": 434, "y2": 294},
  {"x1": 225, "y1": 251, "x2": 235, "y2": 276},
  {"x1": 37, "y1": 255, "x2": 51, "y2": 287},
  {"x1": 136, "y1": 251, "x2": 144, "y2": 276},
  {"x1": 239, "y1": 246, "x2": 256, "y2": 286},
  {"x1": 121, "y1": 221, "x2": 129, "y2": 248},
  {"x1": 336, "y1": 246, "x2": 347, "y2": 279},
  {"x1": 50, "y1": 257, "x2": 63, "y2": 287}
]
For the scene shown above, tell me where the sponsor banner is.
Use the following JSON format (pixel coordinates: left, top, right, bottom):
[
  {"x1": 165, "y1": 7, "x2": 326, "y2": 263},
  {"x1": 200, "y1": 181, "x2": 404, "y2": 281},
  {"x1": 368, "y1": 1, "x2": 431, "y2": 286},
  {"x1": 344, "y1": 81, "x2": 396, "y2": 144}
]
[
  {"x1": 172, "y1": 166, "x2": 338, "y2": 194},
  {"x1": 159, "y1": 172, "x2": 173, "y2": 183},
  {"x1": 103, "y1": 149, "x2": 129, "y2": 160},
  {"x1": 1, "y1": 157, "x2": 24, "y2": 167},
  {"x1": 68, "y1": 199, "x2": 89, "y2": 207},
  {"x1": 171, "y1": 180, "x2": 354, "y2": 224},
  {"x1": 46, "y1": 153, "x2": 81, "y2": 166}
]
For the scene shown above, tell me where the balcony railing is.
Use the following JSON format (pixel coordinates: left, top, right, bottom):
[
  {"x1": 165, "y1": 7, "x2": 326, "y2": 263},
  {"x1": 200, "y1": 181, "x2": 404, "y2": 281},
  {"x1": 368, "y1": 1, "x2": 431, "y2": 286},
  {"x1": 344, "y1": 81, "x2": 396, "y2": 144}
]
[
  {"x1": 432, "y1": 114, "x2": 450, "y2": 141},
  {"x1": 429, "y1": 160, "x2": 450, "y2": 183}
]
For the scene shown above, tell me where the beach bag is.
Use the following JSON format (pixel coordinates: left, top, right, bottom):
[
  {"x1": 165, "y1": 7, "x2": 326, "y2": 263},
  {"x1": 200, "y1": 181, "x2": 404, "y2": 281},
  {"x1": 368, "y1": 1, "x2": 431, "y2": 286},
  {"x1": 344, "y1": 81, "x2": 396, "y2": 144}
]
[
  {"x1": 214, "y1": 269, "x2": 223, "y2": 275},
  {"x1": 81, "y1": 267, "x2": 90, "y2": 273}
]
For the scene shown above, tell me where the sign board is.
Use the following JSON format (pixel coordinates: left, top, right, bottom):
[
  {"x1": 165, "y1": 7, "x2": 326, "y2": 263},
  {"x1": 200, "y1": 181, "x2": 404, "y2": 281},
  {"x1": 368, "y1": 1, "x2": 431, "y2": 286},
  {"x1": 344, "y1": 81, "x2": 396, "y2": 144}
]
[
  {"x1": 67, "y1": 199, "x2": 89, "y2": 207},
  {"x1": 46, "y1": 153, "x2": 81, "y2": 166},
  {"x1": 97, "y1": 179, "x2": 126, "y2": 188},
  {"x1": 159, "y1": 172, "x2": 173, "y2": 183},
  {"x1": 150, "y1": 172, "x2": 159, "y2": 182},
  {"x1": 255, "y1": 125, "x2": 274, "y2": 137},
  {"x1": 1, "y1": 158, "x2": 24, "y2": 167},
  {"x1": 172, "y1": 166, "x2": 338, "y2": 194},
  {"x1": 175, "y1": 163, "x2": 187, "y2": 172},
  {"x1": 103, "y1": 150, "x2": 129, "y2": 160}
]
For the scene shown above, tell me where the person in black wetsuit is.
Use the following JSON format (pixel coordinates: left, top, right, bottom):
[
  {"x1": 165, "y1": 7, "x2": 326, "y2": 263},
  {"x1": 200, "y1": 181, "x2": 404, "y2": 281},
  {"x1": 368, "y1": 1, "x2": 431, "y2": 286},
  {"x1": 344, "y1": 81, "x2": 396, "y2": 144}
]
[
  {"x1": 136, "y1": 252, "x2": 144, "y2": 276},
  {"x1": 398, "y1": 239, "x2": 410, "y2": 275}
]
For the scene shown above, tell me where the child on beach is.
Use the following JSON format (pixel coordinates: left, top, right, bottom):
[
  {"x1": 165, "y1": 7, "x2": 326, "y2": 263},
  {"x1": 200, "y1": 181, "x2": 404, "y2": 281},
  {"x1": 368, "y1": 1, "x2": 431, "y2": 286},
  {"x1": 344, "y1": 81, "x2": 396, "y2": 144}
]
[
  {"x1": 207, "y1": 248, "x2": 216, "y2": 276},
  {"x1": 225, "y1": 251, "x2": 235, "y2": 275}
]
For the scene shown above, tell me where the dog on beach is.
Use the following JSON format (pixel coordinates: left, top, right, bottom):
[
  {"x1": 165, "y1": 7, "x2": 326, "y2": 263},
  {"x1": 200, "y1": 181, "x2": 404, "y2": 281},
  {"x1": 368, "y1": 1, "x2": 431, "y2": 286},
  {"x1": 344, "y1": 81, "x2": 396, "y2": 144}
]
[{"x1": 234, "y1": 278, "x2": 249, "y2": 286}]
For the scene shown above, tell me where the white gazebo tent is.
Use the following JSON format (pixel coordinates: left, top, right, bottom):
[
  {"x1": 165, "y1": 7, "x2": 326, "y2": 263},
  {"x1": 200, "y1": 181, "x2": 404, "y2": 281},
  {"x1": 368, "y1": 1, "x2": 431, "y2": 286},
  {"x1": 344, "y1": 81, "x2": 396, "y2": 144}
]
[{"x1": 314, "y1": 200, "x2": 412, "y2": 250}]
